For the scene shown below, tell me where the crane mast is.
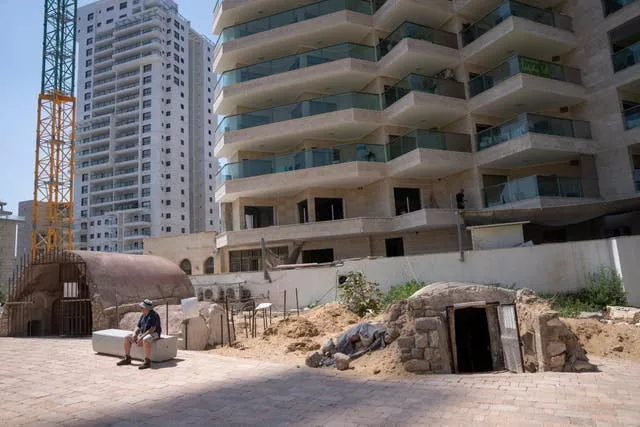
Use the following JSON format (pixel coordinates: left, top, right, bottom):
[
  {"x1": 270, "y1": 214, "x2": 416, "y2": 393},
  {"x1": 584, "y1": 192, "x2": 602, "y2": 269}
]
[{"x1": 32, "y1": 0, "x2": 78, "y2": 257}]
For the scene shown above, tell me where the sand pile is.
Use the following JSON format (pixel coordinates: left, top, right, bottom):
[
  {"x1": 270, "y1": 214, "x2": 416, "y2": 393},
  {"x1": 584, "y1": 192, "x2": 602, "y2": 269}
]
[
  {"x1": 563, "y1": 318, "x2": 640, "y2": 362},
  {"x1": 265, "y1": 317, "x2": 319, "y2": 338},
  {"x1": 303, "y1": 302, "x2": 361, "y2": 333}
]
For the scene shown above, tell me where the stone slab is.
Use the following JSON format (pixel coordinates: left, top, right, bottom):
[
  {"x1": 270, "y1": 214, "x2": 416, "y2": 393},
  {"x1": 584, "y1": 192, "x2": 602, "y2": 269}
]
[{"x1": 92, "y1": 329, "x2": 177, "y2": 362}]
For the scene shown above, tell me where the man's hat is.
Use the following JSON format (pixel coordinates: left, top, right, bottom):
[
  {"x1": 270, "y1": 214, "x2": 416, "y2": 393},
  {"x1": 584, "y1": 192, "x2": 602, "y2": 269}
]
[{"x1": 139, "y1": 299, "x2": 153, "y2": 310}]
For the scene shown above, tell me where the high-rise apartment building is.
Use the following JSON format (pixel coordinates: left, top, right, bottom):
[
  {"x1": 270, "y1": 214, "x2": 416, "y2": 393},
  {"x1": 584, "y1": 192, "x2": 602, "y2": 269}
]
[
  {"x1": 211, "y1": 0, "x2": 640, "y2": 273},
  {"x1": 73, "y1": 0, "x2": 217, "y2": 254}
]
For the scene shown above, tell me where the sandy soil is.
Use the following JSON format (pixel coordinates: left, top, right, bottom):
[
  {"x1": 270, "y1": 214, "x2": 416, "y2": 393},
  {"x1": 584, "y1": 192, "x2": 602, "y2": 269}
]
[
  {"x1": 562, "y1": 318, "x2": 640, "y2": 362},
  {"x1": 207, "y1": 302, "x2": 409, "y2": 377}
]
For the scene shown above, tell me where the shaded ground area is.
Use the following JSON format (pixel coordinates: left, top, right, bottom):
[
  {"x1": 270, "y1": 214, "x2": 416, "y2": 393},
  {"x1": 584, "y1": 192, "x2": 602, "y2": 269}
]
[
  {"x1": 563, "y1": 318, "x2": 640, "y2": 362},
  {"x1": 2, "y1": 338, "x2": 640, "y2": 426}
]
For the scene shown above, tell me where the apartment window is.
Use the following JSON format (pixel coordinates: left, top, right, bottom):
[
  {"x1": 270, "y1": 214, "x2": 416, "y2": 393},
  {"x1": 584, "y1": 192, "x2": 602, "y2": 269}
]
[
  {"x1": 165, "y1": 213, "x2": 172, "y2": 219},
  {"x1": 142, "y1": 112, "x2": 151, "y2": 120},
  {"x1": 180, "y1": 152, "x2": 184, "y2": 158},
  {"x1": 142, "y1": 162, "x2": 150, "y2": 171},
  {"x1": 165, "y1": 173, "x2": 171, "y2": 179},
  {"x1": 173, "y1": 77, "x2": 180, "y2": 85},
  {"x1": 87, "y1": 25, "x2": 93, "y2": 33},
  {"x1": 315, "y1": 198, "x2": 344, "y2": 221},
  {"x1": 106, "y1": 5, "x2": 114, "y2": 11},
  {"x1": 166, "y1": 111, "x2": 171, "y2": 117},
  {"x1": 143, "y1": 99, "x2": 151, "y2": 108},
  {"x1": 143, "y1": 76, "x2": 152, "y2": 84},
  {"x1": 143, "y1": 64, "x2": 152, "y2": 72},
  {"x1": 84, "y1": 104, "x2": 91, "y2": 112},
  {"x1": 166, "y1": 226, "x2": 172, "y2": 232},
  {"x1": 180, "y1": 115, "x2": 184, "y2": 121},
  {"x1": 84, "y1": 81, "x2": 92, "y2": 89},
  {"x1": 394, "y1": 188, "x2": 421, "y2": 215},
  {"x1": 82, "y1": 173, "x2": 88, "y2": 182},
  {"x1": 85, "y1": 70, "x2": 92, "y2": 78},
  {"x1": 181, "y1": 214, "x2": 185, "y2": 221},
  {"x1": 143, "y1": 88, "x2": 151, "y2": 96},
  {"x1": 173, "y1": 65, "x2": 179, "y2": 73},
  {"x1": 87, "y1": 37, "x2": 93, "y2": 45},
  {"x1": 165, "y1": 123, "x2": 171, "y2": 129},
  {"x1": 141, "y1": 201, "x2": 150, "y2": 208},
  {"x1": 142, "y1": 175, "x2": 151, "y2": 184},
  {"x1": 180, "y1": 128, "x2": 184, "y2": 133},
  {"x1": 165, "y1": 187, "x2": 171, "y2": 193},
  {"x1": 142, "y1": 136, "x2": 151, "y2": 146},
  {"x1": 85, "y1": 59, "x2": 92, "y2": 67},
  {"x1": 81, "y1": 198, "x2": 87, "y2": 206},
  {"x1": 119, "y1": 2, "x2": 127, "y2": 9},
  {"x1": 141, "y1": 188, "x2": 150, "y2": 197},
  {"x1": 165, "y1": 99, "x2": 171, "y2": 105},
  {"x1": 81, "y1": 185, "x2": 88, "y2": 194},
  {"x1": 106, "y1": 18, "x2": 113, "y2": 24},
  {"x1": 142, "y1": 149, "x2": 151, "y2": 158},
  {"x1": 165, "y1": 148, "x2": 171, "y2": 154},
  {"x1": 181, "y1": 228, "x2": 185, "y2": 234},
  {"x1": 86, "y1": 48, "x2": 93, "y2": 56},
  {"x1": 84, "y1": 93, "x2": 91, "y2": 100},
  {"x1": 81, "y1": 210, "x2": 87, "y2": 217},
  {"x1": 166, "y1": 200, "x2": 171, "y2": 206},
  {"x1": 244, "y1": 206, "x2": 274, "y2": 229},
  {"x1": 142, "y1": 124, "x2": 151, "y2": 133},
  {"x1": 166, "y1": 160, "x2": 171, "y2": 166}
]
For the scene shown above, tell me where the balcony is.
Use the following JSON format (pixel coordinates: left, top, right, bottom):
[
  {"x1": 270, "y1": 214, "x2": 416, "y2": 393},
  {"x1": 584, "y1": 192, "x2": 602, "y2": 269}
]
[
  {"x1": 373, "y1": 0, "x2": 454, "y2": 31},
  {"x1": 386, "y1": 130, "x2": 473, "y2": 179},
  {"x1": 77, "y1": 120, "x2": 111, "y2": 134},
  {"x1": 113, "y1": 38, "x2": 163, "y2": 57},
  {"x1": 77, "y1": 133, "x2": 109, "y2": 146},
  {"x1": 215, "y1": 43, "x2": 377, "y2": 114},
  {"x1": 216, "y1": 208, "x2": 457, "y2": 248},
  {"x1": 114, "y1": 13, "x2": 163, "y2": 34},
  {"x1": 377, "y1": 21, "x2": 460, "y2": 78},
  {"x1": 115, "y1": 130, "x2": 138, "y2": 141},
  {"x1": 461, "y1": 0, "x2": 576, "y2": 67},
  {"x1": 469, "y1": 55, "x2": 586, "y2": 116},
  {"x1": 382, "y1": 74, "x2": 467, "y2": 127},
  {"x1": 623, "y1": 105, "x2": 640, "y2": 130},
  {"x1": 77, "y1": 157, "x2": 110, "y2": 170},
  {"x1": 215, "y1": 92, "x2": 381, "y2": 157},
  {"x1": 603, "y1": 0, "x2": 638, "y2": 16},
  {"x1": 77, "y1": 146, "x2": 110, "y2": 158},
  {"x1": 113, "y1": 26, "x2": 162, "y2": 45},
  {"x1": 214, "y1": 0, "x2": 374, "y2": 73},
  {"x1": 215, "y1": 143, "x2": 386, "y2": 202},
  {"x1": 475, "y1": 113, "x2": 596, "y2": 168},
  {"x1": 115, "y1": 167, "x2": 138, "y2": 177},
  {"x1": 114, "y1": 50, "x2": 161, "y2": 69},
  {"x1": 483, "y1": 175, "x2": 587, "y2": 208},
  {"x1": 91, "y1": 172, "x2": 114, "y2": 181},
  {"x1": 613, "y1": 41, "x2": 640, "y2": 73},
  {"x1": 114, "y1": 155, "x2": 138, "y2": 164}
]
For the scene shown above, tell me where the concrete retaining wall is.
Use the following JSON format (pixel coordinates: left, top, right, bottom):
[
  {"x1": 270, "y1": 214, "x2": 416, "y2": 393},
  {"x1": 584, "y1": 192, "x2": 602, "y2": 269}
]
[{"x1": 196, "y1": 236, "x2": 640, "y2": 308}]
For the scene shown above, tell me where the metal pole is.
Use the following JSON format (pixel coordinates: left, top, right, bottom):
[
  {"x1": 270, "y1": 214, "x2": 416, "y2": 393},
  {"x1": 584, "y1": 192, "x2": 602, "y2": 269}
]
[
  {"x1": 165, "y1": 301, "x2": 168, "y2": 337},
  {"x1": 295, "y1": 288, "x2": 299, "y2": 316},
  {"x1": 185, "y1": 319, "x2": 189, "y2": 350},
  {"x1": 220, "y1": 314, "x2": 224, "y2": 346},
  {"x1": 244, "y1": 314, "x2": 248, "y2": 338},
  {"x1": 283, "y1": 290, "x2": 287, "y2": 320}
]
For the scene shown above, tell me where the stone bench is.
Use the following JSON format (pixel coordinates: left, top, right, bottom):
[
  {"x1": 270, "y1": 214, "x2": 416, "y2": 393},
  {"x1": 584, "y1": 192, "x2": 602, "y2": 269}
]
[{"x1": 92, "y1": 329, "x2": 177, "y2": 362}]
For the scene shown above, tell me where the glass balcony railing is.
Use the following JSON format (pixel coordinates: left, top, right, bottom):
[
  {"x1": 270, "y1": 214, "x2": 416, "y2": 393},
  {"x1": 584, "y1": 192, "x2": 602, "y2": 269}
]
[
  {"x1": 461, "y1": 0, "x2": 573, "y2": 46},
  {"x1": 214, "y1": 43, "x2": 376, "y2": 98},
  {"x1": 613, "y1": 41, "x2": 640, "y2": 72},
  {"x1": 219, "y1": 0, "x2": 374, "y2": 43},
  {"x1": 216, "y1": 92, "x2": 380, "y2": 136},
  {"x1": 603, "y1": 0, "x2": 638, "y2": 16},
  {"x1": 635, "y1": 169, "x2": 640, "y2": 192},
  {"x1": 216, "y1": 142, "x2": 385, "y2": 187},
  {"x1": 387, "y1": 130, "x2": 472, "y2": 160},
  {"x1": 382, "y1": 74, "x2": 466, "y2": 107},
  {"x1": 483, "y1": 175, "x2": 583, "y2": 207},
  {"x1": 477, "y1": 113, "x2": 592, "y2": 151},
  {"x1": 623, "y1": 105, "x2": 640, "y2": 130},
  {"x1": 469, "y1": 56, "x2": 582, "y2": 96},
  {"x1": 377, "y1": 22, "x2": 458, "y2": 57}
]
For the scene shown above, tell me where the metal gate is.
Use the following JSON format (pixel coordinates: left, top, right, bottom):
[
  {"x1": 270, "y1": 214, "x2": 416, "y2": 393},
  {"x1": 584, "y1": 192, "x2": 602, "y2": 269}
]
[{"x1": 5, "y1": 250, "x2": 91, "y2": 337}]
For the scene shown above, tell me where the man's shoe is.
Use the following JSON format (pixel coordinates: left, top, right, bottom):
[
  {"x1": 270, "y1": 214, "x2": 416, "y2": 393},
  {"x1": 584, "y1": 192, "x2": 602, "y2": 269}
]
[
  {"x1": 138, "y1": 358, "x2": 151, "y2": 370},
  {"x1": 116, "y1": 356, "x2": 131, "y2": 366}
]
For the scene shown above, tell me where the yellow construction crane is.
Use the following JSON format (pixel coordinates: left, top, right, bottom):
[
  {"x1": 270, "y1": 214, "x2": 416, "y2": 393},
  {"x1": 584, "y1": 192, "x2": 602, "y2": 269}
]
[{"x1": 32, "y1": 0, "x2": 78, "y2": 257}]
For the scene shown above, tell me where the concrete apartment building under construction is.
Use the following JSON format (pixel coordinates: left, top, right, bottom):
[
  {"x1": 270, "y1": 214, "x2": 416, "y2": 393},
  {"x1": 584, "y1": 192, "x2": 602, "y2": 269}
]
[
  {"x1": 210, "y1": 0, "x2": 640, "y2": 273},
  {"x1": 73, "y1": 0, "x2": 218, "y2": 254}
]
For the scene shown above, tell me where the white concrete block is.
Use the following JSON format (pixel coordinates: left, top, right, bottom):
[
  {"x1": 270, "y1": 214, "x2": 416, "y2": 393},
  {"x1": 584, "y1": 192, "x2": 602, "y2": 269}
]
[{"x1": 92, "y1": 329, "x2": 177, "y2": 362}]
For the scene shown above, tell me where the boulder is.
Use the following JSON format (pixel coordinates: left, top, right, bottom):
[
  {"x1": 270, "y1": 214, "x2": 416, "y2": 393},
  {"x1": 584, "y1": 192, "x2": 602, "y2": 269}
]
[
  {"x1": 334, "y1": 353, "x2": 350, "y2": 371},
  {"x1": 321, "y1": 338, "x2": 336, "y2": 356},
  {"x1": 606, "y1": 306, "x2": 640, "y2": 323},
  {"x1": 305, "y1": 351, "x2": 323, "y2": 368},
  {"x1": 578, "y1": 312, "x2": 603, "y2": 320}
]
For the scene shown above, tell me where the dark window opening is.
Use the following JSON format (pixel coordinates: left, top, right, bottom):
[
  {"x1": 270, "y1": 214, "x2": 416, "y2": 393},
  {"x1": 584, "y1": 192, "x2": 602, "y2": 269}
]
[
  {"x1": 385, "y1": 238, "x2": 405, "y2": 257},
  {"x1": 244, "y1": 206, "x2": 274, "y2": 229},
  {"x1": 180, "y1": 259, "x2": 192, "y2": 275},
  {"x1": 394, "y1": 188, "x2": 421, "y2": 215},
  {"x1": 302, "y1": 248, "x2": 334, "y2": 264},
  {"x1": 454, "y1": 307, "x2": 493, "y2": 373},
  {"x1": 315, "y1": 198, "x2": 343, "y2": 221},
  {"x1": 297, "y1": 200, "x2": 309, "y2": 224},
  {"x1": 476, "y1": 123, "x2": 493, "y2": 133}
]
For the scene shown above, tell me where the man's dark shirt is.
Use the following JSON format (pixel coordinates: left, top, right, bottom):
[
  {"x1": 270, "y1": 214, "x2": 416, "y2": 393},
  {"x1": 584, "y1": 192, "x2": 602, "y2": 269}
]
[
  {"x1": 138, "y1": 310, "x2": 162, "y2": 336},
  {"x1": 456, "y1": 192, "x2": 465, "y2": 209}
]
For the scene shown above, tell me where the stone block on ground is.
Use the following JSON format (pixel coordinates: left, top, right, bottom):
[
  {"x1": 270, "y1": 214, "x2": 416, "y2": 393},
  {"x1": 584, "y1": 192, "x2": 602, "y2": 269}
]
[
  {"x1": 578, "y1": 312, "x2": 603, "y2": 320},
  {"x1": 182, "y1": 315, "x2": 208, "y2": 351},
  {"x1": 334, "y1": 352, "x2": 350, "y2": 371},
  {"x1": 305, "y1": 351, "x2": 323, "y2": 368},
  {"x1": 606, "y1": 306, "x2": 640, "y2": 323},
  {"x1": 207, "y1": 303, "x2": 234, "y2": 346},
  {"x1": 404, "y1": 359, "x2": 429, "y2": 372},
  {"x1": 547, "y1": 342, "x2": 567, "y2": 357},
  {"x1": 414, "y1": 317, "x2": 439, "y2": 332}
]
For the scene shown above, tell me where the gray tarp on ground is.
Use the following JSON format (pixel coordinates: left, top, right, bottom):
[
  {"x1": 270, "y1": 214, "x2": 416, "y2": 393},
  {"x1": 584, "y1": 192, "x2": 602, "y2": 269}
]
[{"x1": 334, "y1": 322, "x2": 386, "y2": 360}]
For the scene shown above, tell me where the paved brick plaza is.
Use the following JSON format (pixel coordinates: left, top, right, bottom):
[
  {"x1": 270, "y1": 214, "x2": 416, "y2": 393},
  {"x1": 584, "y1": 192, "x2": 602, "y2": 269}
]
[{"x1": 1, "y1": 338, "x2": 639, "y2": 426}]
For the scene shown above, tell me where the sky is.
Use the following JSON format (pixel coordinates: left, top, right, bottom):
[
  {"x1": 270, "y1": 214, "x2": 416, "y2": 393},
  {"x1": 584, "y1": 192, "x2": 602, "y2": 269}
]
[{"x1": 0, "y1": 0, "x2": 215, "y2": 215}]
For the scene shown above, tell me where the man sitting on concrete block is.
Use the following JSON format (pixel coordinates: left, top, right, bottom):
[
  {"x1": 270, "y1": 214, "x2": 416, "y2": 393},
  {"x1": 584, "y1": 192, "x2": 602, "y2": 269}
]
[{"x1": 117, "y1": 299, "x2": 162, "y2": 370}]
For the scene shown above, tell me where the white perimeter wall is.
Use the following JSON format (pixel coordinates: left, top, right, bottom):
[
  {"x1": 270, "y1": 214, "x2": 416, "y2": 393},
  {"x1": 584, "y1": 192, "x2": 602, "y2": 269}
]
[{"x1": 200, "y1": 236, "x2": 640, "y2": 308}]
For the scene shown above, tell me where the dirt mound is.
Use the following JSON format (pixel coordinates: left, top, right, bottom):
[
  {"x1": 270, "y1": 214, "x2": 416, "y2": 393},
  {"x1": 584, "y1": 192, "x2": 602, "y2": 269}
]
[
  {"x1": 285, "y1": 339, "x2": 321, "y2": 353},
  {"x1": 303, "y1": 302, "x2": 361, "y2": 333},
  {"x1": 347, "y1": 341, "x2": 408, "y2": 377},
  {"x1": 265, "y1": 317, "x2": 319, "y2": 338},
  {"x1": 563, "y1": 318, "x2": 640, "y2": 362}
]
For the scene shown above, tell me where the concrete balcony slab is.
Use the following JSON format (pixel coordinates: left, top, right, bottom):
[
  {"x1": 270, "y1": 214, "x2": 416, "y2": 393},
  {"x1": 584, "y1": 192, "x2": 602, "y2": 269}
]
[
  {"x1": 374, "y1": 0, "x2": 454, "y2": 31},
  {"x1": 379, "y1": 37, "x2": 461, "y2": 79},
  {"x1": 462, "y1": 16, "x2": 577, "y2": 67},
  {"x1": 388, "y1": 148, "x2": 474, "y2": 179},
  {"x1": 475, "y1": 132, "x2": 596, "y2": 169},
  {"x1": 384, "y1": 91, "x2": 468, "y2": 128},
  {"x1": 470, "y1": 73, "x2": 587, "y2": 117}
]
